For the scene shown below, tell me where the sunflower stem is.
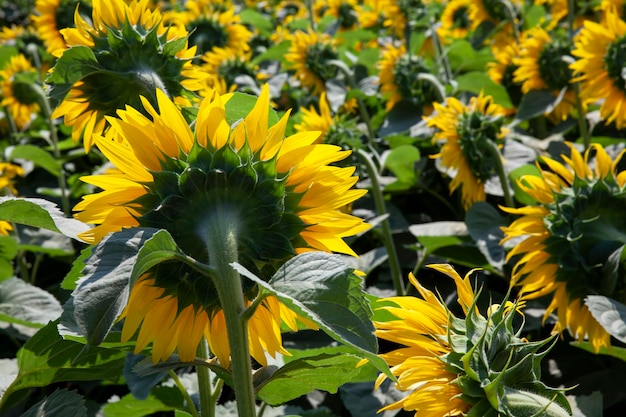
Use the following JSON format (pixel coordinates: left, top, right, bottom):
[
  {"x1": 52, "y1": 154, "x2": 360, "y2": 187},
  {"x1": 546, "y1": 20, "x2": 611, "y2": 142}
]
[
  {"x1": 356, "y1": 148, "x2": 406, "y2": 295},
  {"x1": 33, "y1": 85, "x2": 70, "y2": 215},
  {"x1": 170, "y1": 369, "x2": 201, "y2": 417},
  {"x1": 203, "y1": 209, "x2": 256, "y2": 417},
  {"x1": 196, "y1": 339, "x2": 215, "y2": 417},
  {"x1": 486, "y1": 140, "x2": 514, "y2": 208}
]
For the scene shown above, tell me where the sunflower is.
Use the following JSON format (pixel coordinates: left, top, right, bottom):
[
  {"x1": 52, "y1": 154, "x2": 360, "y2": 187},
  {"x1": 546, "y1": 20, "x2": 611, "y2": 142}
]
[
  {"x1": 294, "y1": 92, "x2": 333, "y2": 143},
  {"x1": 425, "y1": 93, "x2": 509, "y2": 209},
  {"x1": 437, "y1": 0, "x2": 472, "y2": 42},
  {"x1": 199, "y1": 46, "x2": 257, "y2": 95},
  {"x1": 601, "y1": 0, "x2": 626, "y2": 18},
  {"x1": 501, "y1": 143, "x2": 626, "y2": 352},
  {"x1": 72, "y1": 84, "x2": 369, "y2": 364},
  {"x1": 285, "y1": 29, "x2": 339, "y2": 95},
  {"x1": 375, "y1": 264, "x2": 571, "y2": 417},
  {"x1": 319, "y1": 0, "x2": 360, "y2": 32},
  {"x1": 378, "y1": 43, "x2": 439, "y2": 112},
  {"x1": 487, "y1": 42, "x2": 523, "y2": 108},
  {"x1": 31, "y1": 0, "x2": 93, "y2": 54},
  {"x1": 165, "y1": 0, "x2": 252, "y2": 58},
  {"x1": 46, "y1": 0, "x2": 206, "y2": 152},
  {"x1": 570, "y1": 9, "x2": 626, "y2": 129},
  {"x1": 0, "y1": 54, "x2": 42, "y2": 130},
  {"x1": 513, "y1": 27, "x2": 576, "y2": 121}
]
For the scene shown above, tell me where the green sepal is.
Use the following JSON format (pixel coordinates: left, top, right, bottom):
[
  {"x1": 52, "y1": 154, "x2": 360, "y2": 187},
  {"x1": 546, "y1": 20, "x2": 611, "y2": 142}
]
[{"x1": 500, "y1": 386, "x2": 572, "y2": 417}]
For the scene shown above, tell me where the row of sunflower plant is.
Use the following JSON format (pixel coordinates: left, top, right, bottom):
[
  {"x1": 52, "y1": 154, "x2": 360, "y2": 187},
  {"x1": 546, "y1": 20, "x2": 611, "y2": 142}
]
[{"x1": 0, "y1": 0, "x2": 625, "y2": 415}]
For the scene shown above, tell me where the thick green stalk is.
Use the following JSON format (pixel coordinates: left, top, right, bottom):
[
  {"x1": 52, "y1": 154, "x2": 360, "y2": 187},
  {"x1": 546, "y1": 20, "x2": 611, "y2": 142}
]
[
  {"x1": 170, "y1": 369, "x2": 200, "y2": 417},
  {"x1": 196, "y1": 339, "x2": 215, "y2": 417},
  {"x1": 202, "y1": 208, "x2": 256, "y2": 417},
  {"x1": 356, "y1": 148, "x2": 406, "y2": 295}
]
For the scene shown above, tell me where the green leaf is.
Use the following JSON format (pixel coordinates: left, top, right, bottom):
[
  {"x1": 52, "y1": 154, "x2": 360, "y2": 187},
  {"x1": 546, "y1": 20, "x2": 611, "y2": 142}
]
[
  {"x1": 514, "y1": 89, "x2": 566, "y2": 123},
  {"x1": 286, "y1": 345, "x2": 379, "y2": 383},
  {"x1": 572, "y1": 341, "x2": 626, "y2": 361},
  {"x1": 130, "y1": 229, "x2": 188, "y2": 285},
  {"x1": 455, "y1": 71, "x2": 512, "y2": 108},
  {"x1": 584, "y1": 295, "x2": 626, "y2": 344},
  {"x1": 0, "y1": 235, "x2": 18, "y2": 281},
  {"x1": 232, "y1": 252, "x2": 392, "y2": 378},
  {"x1": 0, "y1": 320, "x2": 126, "y2": 410},
  {"x1": 0, "y1": 197, "x2": 90, "y2": 242},
  {"x1": 379, "y1": 100, "x2": 423, "y2": 136},
  {"x1": 9, "y1": 145, "x2": 62, "y2": 177},
  {"x1": 101, "y1": 385, "x2": 183, "y2": 417},
  {"x1": 509, "y1": 164, "x2": 541, "y2": 205},
  {"x1": 465, "y1": 202, "x2": 506, "y2": 271},
  {"x1": 383, "y1": 145, "x2": 420, "y2": 187},
  {"x1": 61, "y1": 246, "x2": 93, "y2": 290},
  {"x1": 45, "y1": 46, "x2": 100, "y2": 106},
  {"x1": 0, "y1": 278, "x2": 63, "y2": 337},
  {"x1": 225, "y1": 91, "x2": 279, "y2": 127},
  {"x1": 17, "y1": 227, "x2": 75, "y2": 257},
  {"x1": 257, "y1": 352, "x2": 364, "y2": 406},
  {"x1": 239, "y1": 9, "x2": 273, "y2": 37},
  {"x1": 71, "y1": 228, "x2": 159, "y2": 346},
  {"x1": 446, "y1": 39, "x2": 495, "y2": 72},
  {"x1": 21, "y1": 389, "x2": 87, "y2": 417}
]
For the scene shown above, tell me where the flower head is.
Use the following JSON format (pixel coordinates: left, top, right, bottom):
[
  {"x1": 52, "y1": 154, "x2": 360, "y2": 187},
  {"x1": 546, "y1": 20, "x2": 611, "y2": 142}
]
[
  {"x1": 72, "y1": 84, "x2": 369, "y2": 364},
  {"x1": 514, "y1": 27, "x2": 575, "y2": 121},
  {"x1": 31, "y1": 0, "x2": 93, "y2": 54},
  {"x1": 0, "y1": 54, "x2": 42, "y2": 130},
  {"x1": 501, "y1": 143, "x2": 626, "y2": 352},
  {"x1": 378, "y1": 43, "x2": 439, "y2": 112},
  {"x1": 164, "y1": 0, "x2": 252, "y2": 58},
  {"x1": 438, "y1": 0, "x2": 472, "y2": 42},
  {"x1": 47, "y1": 0, "x2": 206, "y2": 151},
  {"x1": 570, "y1": 9, "x2": 626, "y2": 129},
  {"x1": 199, "y1": 46, "x2": 257, "y2": 95},
  {"x1": 426, "y1": 93, "x2": 509, "y2": 209},
  {"x1": 375, "y1": 264, "x2": 571, "y2": 417},
  {"x1": 285, "y1": 29, "x2": 339, "y2": 95}
]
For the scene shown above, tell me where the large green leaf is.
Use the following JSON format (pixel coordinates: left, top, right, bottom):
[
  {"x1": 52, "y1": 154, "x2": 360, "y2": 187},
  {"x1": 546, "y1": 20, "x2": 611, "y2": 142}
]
[
  {"x1": 224, "y1": 91, "x2": 279, "y2": 127},
  {"x1": 0, "y1": 197, "x2": 90, "y2": 242},
  {"x1": 257, "y1": 352, "x2": 364, "y2": 406},
  {"x1": 584, "y1": 295, "x2": 626, "y2": 344},
  {"x1": 0, "y1": 320, "x2": 126, "y2": 410},
  {"x1": 21, "y1": 389, "x2": 87, "y2": 417},
  {"x1": 513, "y1": 89, "x2": 566, "y2": 123},
  {"x1": 101, "y1": 385, "x2": 184, "y2": 417},
  {"x1": 465, "y1": 202, "x2": 506, "y2": 271},
  {"x1": 232, "y1": 252, "x2": 392, "y2": 378},
  {"x1": 455, "y1": 71, "x2": 512, "y2": 108},
  {"x1": 383, "y1": 145, "x2": 421, "y2": 188},
  {"x1": 0, "y1": 235, "x2": 18, "y2": 281},
  {"x1": 130, "y1": 229, "x2": 192, "y2": 285},
  {"x1": 0, "y1": 278, "x2": 63, "y2": 338},
  {"x1": 71, "y1": 228, "x2": 159, "y2": 346},
  {"x1": 9, "y1": 145, "x2": 62, "y2": 177}
]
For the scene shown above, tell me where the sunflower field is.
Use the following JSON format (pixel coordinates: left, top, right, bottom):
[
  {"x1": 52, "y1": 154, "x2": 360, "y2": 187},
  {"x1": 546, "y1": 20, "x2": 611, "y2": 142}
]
[{"x1": 1, "y1": 0, "x2": 626, "y2": 416}]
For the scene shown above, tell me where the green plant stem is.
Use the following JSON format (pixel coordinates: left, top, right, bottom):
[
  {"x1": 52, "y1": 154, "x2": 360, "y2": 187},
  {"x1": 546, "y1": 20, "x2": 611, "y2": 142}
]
[
  {"x1": 203, "y1": 209, "x2": 256, "y2": 417},
  {"x1": 34, "y1": 86, "x2": 70, "y2": 215},
  {"x1": 170, "y1": 369, "x2": 201, "y2": 417},
  {"x1": 566, "y1": 0, "x2": 590, "y2": 150},
  {"x1": 356, "y1": 148, "x2": 406, "y2": 295},
  {"x1": 486, "y1": 141, "x2": 514, "y2": 209},
  {"x1": 196, "y1": 339, "x2": 215, "y2": 417}
]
